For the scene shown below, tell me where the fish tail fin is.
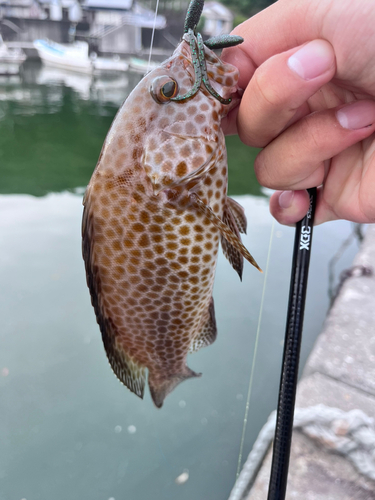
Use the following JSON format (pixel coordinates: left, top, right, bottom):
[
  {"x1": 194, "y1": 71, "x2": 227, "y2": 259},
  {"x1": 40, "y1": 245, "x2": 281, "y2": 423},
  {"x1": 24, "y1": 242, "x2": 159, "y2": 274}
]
[{"x1": 148, "y1": 367, "x2": 201, "y2": 408}]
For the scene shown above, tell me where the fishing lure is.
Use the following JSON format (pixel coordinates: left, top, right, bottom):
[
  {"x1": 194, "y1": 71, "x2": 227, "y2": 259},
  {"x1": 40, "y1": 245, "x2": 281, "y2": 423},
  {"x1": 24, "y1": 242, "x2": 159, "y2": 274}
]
[{"x1": 82, "y1": 0, "x2": 260, "y2": 407}]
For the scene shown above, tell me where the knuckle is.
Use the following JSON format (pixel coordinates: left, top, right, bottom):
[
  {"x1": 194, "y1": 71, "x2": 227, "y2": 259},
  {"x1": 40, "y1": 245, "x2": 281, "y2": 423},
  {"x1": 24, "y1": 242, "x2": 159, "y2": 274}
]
[
  {"x1": 320, "y1": 191, "x2": 338, "y2": 222},
  {"x1": 253, "y1": 65, "x2": 285, "y2": 109},
  {"x1": 254, "y1": 150, "x2": 275, "y2": 188},
  {"x1": 238, "y1": 126, "x2": 267, "y2": 148},
  {"x1": 297, "y1": 114, "x2": 321, "y2": 151}
]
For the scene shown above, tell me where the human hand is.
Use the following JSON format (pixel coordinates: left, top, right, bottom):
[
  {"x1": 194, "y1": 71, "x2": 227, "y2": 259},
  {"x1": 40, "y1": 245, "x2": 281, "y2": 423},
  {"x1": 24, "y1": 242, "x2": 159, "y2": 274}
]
[{"x1": 222, "y1": 0, "x2": 375, "y2": 225}]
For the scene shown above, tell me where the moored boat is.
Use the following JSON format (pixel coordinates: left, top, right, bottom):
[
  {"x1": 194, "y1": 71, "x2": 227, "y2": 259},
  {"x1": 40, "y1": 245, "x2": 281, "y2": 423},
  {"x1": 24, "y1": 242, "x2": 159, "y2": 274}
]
[{"x1": 33, "y1": 39, "x2": 129, "y2": 74}]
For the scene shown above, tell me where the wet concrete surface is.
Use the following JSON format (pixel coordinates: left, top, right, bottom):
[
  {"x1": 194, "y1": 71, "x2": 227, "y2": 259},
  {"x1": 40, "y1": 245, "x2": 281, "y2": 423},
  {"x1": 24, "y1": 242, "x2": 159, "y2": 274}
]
[{"x1": 245, "y1": 225, "x2": 375, "y2": 500}]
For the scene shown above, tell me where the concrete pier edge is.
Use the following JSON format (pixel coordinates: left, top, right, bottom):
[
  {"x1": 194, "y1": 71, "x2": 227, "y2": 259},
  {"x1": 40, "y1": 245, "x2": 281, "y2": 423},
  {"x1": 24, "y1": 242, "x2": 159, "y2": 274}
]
[{"x1": 232, "y1": 225, "x2": 375, "y2": 500}]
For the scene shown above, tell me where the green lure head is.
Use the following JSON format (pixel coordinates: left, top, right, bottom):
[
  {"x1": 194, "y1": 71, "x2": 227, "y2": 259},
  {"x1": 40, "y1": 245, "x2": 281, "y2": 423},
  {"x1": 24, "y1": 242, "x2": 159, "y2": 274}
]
[{"x1": 172, "y1": 0, "x2": 244, "y2": 105}]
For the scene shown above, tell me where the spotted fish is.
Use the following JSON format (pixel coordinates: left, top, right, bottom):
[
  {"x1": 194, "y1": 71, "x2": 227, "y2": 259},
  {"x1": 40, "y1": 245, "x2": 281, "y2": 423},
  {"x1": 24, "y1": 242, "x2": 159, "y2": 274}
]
[{"x1": 82, "y1": 0, "x2": 261, "y2": 408}]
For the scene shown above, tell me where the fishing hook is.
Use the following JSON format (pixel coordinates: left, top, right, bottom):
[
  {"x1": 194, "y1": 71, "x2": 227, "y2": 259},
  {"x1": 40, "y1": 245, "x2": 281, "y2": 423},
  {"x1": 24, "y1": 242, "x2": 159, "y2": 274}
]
[
  {"x1": 171, "y1": 29, "x2": 203, "y2": 102},
  {"x1": 171, "y1": 29, "x2": 233, "y2": 104}
]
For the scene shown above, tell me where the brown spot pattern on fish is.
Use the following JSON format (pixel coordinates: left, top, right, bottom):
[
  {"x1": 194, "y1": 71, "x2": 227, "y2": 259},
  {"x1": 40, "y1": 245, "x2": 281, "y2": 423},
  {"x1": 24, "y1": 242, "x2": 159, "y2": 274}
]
[{"x1": 82, "y1": 10, "x2": 259, "y2": 408}]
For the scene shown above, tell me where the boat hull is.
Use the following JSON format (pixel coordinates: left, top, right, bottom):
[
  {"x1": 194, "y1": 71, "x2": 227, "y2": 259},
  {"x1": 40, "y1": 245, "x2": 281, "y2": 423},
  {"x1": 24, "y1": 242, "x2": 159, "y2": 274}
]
[{"x1": 34, "y1": 40, "x2": 129, "y2": 74}]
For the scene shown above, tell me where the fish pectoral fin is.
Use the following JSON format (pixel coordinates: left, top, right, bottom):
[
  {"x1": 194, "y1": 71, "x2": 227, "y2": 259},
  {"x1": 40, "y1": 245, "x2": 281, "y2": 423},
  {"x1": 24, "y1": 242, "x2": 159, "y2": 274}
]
[
  {"x1": 190, "y1": 193, "x2": 262, "y2": 273},
  {"x1": 143, "y1": 131, "x2": 217, "y2": 194},
  {"x1": 102, "y1": 321, "x2": 146, "y2": 399},
  {"x1": 227, "y1": 197, "x2": 247, "y2": 234},
  {"x1": 189, "y1": 297, "x2": 217, "y2": 353},
  {"x1": 221, "y1": 205, "x2": 244, "y2": 280},
  {"x1": 148, "y1": 367, "x2": 201, "y2": 409}
]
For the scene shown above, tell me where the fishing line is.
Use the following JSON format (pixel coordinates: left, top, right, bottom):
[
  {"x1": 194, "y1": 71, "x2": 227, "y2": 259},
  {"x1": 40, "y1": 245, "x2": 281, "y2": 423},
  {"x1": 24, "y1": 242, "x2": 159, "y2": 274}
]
[
  {"x1": 147, "y1": 0, "x2": 160, "y2": 72},
  {"x1": 236, "y1": 218, "x2": 275, "y2": 479}
]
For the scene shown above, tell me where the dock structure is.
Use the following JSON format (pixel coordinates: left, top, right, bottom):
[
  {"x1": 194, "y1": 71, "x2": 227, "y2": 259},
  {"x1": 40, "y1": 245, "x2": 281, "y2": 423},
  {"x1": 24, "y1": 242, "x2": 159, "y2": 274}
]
[
  {"x1": 5, "y1": 41, "x2": 35, "y2": 49},
  {"x1": 232, "y1": 225, "x2": 375, "y2": 500},
  {"x1": 0, "y1": 0, "x2": 168, "y2": 56}
]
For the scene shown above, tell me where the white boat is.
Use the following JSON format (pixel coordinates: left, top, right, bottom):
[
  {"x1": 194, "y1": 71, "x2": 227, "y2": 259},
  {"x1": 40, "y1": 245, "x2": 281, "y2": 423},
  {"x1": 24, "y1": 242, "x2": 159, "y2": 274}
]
[
  {"x1": 33, "y1": 39, "x2": 129, "y2": 74},
  {"x1": 91, "y1": 52, "x2": 129, "y2": 72},
  {"x1": 0, "y1": 35, "x2": 26, "y2": 75}
]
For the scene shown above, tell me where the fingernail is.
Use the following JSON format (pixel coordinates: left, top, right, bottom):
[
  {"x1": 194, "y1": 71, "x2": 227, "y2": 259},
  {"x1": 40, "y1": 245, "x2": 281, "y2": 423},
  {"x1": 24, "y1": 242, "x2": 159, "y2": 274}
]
[
  {"x1": 288, "y1": 40, "x2": 333, "y2": 80},
  {"x1": 279, "y1": 190, "x2": 294, "y2": 209},
  {"x1": 336, "y1": 101, "x2": 375, "y2": 130}
]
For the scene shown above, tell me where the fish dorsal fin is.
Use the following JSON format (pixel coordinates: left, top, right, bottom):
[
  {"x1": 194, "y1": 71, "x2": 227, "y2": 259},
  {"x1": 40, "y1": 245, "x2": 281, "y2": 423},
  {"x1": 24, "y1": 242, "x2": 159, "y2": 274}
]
[
  {"x1": 221, "y1": 204, "x2": 244, "y2": 280},
  {"x1": 227, "y1": 197, "x2": 247, "y2": 234},
  {"x1": 190, "y1": 193, "x2": 262, "y2": 272},
  {"x1": 190, "y1": 297, "x2": 217, "y2": 353},
  {"x1": 82, "y1": 190, "x2": 146, "y2": 399},
  {"x1": 148, "y1": 367, "x2": 201, "y2": 408}
]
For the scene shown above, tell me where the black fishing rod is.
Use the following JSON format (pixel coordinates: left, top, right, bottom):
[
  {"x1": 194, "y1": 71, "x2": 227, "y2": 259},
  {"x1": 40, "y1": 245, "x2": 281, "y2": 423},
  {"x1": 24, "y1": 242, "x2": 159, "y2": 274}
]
[{"x1": 267, "y1": 188, "x2": 317, "y2": 500}]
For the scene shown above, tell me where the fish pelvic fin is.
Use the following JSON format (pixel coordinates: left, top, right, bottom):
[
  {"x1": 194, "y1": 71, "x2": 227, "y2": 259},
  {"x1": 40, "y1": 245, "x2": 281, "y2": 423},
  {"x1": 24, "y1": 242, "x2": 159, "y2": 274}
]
[
  {"x1": 148, "y1": 367, "x2": 201, "y2": 408},
  {"x1": 190, "y1": 297, "x2": 217, "y2": 353},
  {"x1": 190, "y1": 193, "x2": 262, "y2": 273}
]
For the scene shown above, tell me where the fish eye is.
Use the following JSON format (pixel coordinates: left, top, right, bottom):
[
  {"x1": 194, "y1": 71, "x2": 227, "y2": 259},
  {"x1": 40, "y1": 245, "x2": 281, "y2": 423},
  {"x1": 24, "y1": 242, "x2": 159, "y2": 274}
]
[
  {"x1": 150, "y1": 76, "x2": 179, "y2": 104},
  {"x1": 161, "y1": 81, "x2": 177, "y2": 98}
]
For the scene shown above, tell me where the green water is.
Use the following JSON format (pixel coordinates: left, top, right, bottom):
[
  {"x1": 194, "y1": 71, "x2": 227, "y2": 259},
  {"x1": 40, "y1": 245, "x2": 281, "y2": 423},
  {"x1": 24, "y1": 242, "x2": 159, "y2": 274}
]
[
  {"x1": 0, "y1": 62, "x2": 360, "y2": 500},
  {"x1": 0, "y1": 62, "x2": 260, "y2": 197}
]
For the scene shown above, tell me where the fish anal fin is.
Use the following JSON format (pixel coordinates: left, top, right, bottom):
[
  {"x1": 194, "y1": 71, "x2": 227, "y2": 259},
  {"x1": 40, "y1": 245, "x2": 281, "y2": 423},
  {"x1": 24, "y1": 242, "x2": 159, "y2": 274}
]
[
  {"x1": 227, "y1": 197, "x2": 247, "y2": 234},
  {"x1": 190, "y1": 297, "x2": 217, "y2": 353},
  {"x1": 222, "y1": 205, "x2": 244, "y2": 280},
  {"x1": 102, "y1": 320, "x2": 146, "y2": 399},
  {"x1": 190, "y1": 193, "x2": 262, "y2": 272},
  {"x1": 148, "y1": 366, "x2": 201, "y2": 408}
]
